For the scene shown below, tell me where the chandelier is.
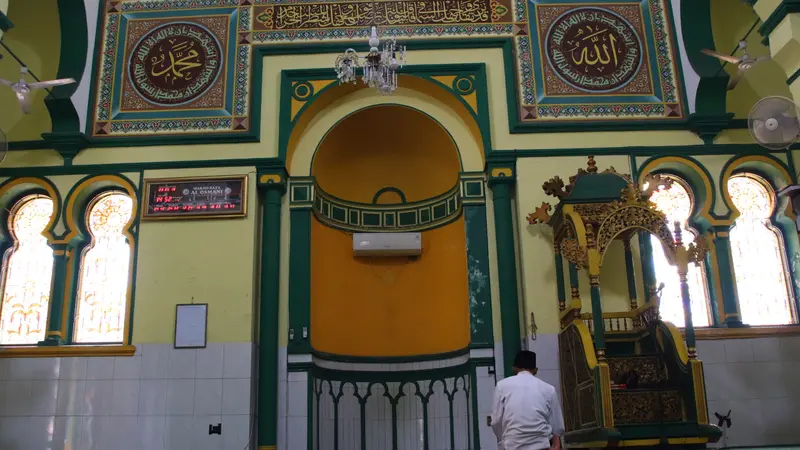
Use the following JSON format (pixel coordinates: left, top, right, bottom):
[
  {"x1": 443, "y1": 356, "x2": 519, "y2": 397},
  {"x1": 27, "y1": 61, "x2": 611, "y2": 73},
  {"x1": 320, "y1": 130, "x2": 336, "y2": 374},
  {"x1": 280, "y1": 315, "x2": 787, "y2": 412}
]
[{"x1": 335, "y1": 26, "x2": 406, "y2": 95}]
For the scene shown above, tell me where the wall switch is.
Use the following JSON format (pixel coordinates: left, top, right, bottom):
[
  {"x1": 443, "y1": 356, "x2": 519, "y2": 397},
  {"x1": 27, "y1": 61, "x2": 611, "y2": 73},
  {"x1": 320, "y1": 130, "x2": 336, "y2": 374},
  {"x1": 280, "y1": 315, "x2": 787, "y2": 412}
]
[{"x1": 209, "y1": 424, "x2": 222, "y2": 435}]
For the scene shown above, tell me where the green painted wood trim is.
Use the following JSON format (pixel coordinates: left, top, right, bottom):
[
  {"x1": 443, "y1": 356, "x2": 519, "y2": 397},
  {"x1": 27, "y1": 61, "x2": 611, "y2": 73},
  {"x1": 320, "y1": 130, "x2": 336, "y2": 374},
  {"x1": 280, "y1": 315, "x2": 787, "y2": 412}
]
[
  {"x1": 680, "y1": 273, "x2": 697, "y2": 350},
  {"x1": 311, "y1": 361, "x2": 470, "y2": 382},
  {"x1": 489, "y1": 182, "x2": 521, "y2": 376},
  {"x1": 568, "y1": 263, "x2": 579, "y2": 290},
  {"x1": 8, "y1": 140, "x2": 52, "y2": 151},
  {"x1": 680, "y1": 1, "x2": 730, "y2": 118},
  {"x1": 310, "y1": 347, "x2": 469, "y2": 364},
  {"x1": 589, "y1": 283, "x2": 605, "y2": 351},
  {"x1": 703, "y1": 254, "x2": 722, "y2": 327},
  {"x1": 256, "y1": 182, "x2": 285, "y2": 449},
  {"x1": 554, "y1": 252, "x2": 566, "y2": 311},
  {"x1": 623, "y1": 240, "x2": 638, "y2": 307},
  {"x1": 758, "y1": 0, "x2": 800, "y2": 38},
  {"x1": 288, "y1": 209, "x2": 312, "y2": 354},
  {"x1": 46, "y1": 0, "x2": 88, "y2": 135},
  {"x1": 465, "y1": 205, "x2": 494, "y2": 348},
  {"x1": 0, "y1": 11, "x2": 12, "y2": 32}
]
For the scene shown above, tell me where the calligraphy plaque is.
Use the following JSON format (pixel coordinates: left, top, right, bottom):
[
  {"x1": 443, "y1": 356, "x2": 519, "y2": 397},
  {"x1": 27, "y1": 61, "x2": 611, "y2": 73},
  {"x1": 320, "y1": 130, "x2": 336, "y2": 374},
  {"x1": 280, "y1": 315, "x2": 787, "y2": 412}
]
[
  {"x1": 142, "y1": 176, "x2": 248, "y2": 220},
  {"x1": 128, "y1": 22, "x2": 223, "y2": 106},
  {"x1": 545, "y1": 8, "x2": 642, "y2": 93}
]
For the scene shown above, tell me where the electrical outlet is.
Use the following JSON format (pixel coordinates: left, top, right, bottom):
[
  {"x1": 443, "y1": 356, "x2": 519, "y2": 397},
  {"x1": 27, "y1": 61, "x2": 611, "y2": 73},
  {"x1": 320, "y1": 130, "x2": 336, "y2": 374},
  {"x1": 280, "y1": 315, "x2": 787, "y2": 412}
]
[{"x1": 208, "y1": 423, "x2": 222, "y2": 435}]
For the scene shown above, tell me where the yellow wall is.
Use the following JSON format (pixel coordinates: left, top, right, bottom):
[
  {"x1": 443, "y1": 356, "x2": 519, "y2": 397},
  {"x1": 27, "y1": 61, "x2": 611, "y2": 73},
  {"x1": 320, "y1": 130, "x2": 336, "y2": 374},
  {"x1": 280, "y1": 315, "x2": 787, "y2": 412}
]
[
  {"x1": 0, "y1": 0, "x2": 8, "y2": 39},
  {"x1": 0, "y1": 0, "x2": 60, "y2": 141},
  {"x1": 131, "y1": 167, "x2": 259, "y2": 344}
]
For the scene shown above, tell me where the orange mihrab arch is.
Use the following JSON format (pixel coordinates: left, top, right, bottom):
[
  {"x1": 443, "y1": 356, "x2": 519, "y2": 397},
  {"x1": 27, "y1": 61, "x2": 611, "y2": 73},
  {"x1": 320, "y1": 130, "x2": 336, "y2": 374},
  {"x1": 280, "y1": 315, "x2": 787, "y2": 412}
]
[{"x1": 309, "y1": 105, "x2": 471, "y2": 357}]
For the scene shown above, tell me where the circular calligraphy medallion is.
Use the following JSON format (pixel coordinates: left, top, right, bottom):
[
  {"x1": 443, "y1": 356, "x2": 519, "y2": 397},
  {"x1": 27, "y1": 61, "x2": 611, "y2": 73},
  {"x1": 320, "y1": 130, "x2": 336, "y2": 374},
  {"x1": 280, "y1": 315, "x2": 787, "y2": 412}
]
[
  {"x1": 128, "y1": 22, "x2": 223, "y2": 106},
  {"x1": 545, "y1": 8, "x2": 642, "y2": 93}
]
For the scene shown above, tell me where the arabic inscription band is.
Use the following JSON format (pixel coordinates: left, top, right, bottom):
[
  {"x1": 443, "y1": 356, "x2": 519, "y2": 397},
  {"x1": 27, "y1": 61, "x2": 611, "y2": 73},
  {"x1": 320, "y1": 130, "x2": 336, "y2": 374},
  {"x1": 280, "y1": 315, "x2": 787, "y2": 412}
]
[
  {"x1": 128, "y1": 22, "x2": 223, "y2": 106},
  {"x1": 546, "y1": 7, "x2": 642, "y2": 93}
]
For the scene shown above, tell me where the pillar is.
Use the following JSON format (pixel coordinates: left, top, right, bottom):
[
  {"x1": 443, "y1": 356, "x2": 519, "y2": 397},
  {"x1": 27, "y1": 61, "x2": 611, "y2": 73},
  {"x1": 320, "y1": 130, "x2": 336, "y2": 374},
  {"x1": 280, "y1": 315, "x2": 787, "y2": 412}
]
[
  {"x1": 487, "y1": 164, "x2": 521, "y2": 377},
  {"x1": 638, "y1": 231, "x2": 656, "y2": 301},
  {"x1": 257, "y1": 171, "x2": 287, "y2": 450},
  {"x1": 709, "y1": 225, "x2": 744, "y2": 327},
  {"x1": 674, "y1": 224, "x2": 697, "y2": 358},
  {"x1": 755, "y1": 2, "x2": 800, "y2": 101},
  {"x1": 41, "y1": 243, "x2": 70, "y2": 345},
  {"x1": 623, "y1": 239, "x2": 638, "y2": 310}
]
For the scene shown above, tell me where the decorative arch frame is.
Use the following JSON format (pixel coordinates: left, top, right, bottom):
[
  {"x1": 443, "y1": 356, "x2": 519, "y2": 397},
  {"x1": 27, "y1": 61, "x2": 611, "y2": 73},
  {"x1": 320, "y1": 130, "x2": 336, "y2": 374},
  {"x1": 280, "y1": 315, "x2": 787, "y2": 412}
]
[
  {"x1": 719, "y1": 154, "x2": 800, "y2": 322},
  {"x1": 596, "y1": 206, "x2": 677, "y2": 267},
  {"x1": 281, "y1": 66, "x2": 488, "y2": 177},
  {"x1": 0, "y1": 177, "x2": 62, "y2": 245},
  {"x1": 638, "y1": 155, "x2": 722, "y2": 232},
  {"x1": 637, "y1": 156, "x2": 723, "y2": 325},
  {"x1": 59, "y1": 174, "x2": 139, "y2": 345}
]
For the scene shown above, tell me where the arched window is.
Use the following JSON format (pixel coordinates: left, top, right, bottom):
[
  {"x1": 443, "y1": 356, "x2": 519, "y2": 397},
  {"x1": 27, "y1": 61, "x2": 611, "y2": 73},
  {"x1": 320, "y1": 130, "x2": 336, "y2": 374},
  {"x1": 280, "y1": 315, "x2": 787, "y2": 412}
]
[
  {"x1": 649, "y1": 177, "x2": 711, "y2": 327},
  {"x1": 0, "y1": 196, "x2": 55, "y2": 344},
  {"x1": 728, "y1": 174, "x2": 795, "y2": 325},
  {"x1": 73, "y1": 192, "x2": 134, "y2": 344}
]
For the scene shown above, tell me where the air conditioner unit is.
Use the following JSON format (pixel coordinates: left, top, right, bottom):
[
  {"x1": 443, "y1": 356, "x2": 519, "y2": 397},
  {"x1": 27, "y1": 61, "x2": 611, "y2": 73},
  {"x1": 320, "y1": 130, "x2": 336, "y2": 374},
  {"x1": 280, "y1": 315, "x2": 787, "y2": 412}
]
[{"x1": 353, "y1": 232, "x2": 422, "y2": 256}]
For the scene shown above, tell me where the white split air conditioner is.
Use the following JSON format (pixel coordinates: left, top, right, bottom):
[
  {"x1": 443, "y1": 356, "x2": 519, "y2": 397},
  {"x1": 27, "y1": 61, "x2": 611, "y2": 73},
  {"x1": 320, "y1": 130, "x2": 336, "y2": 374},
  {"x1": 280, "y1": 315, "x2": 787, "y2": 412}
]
[{"x1": 353, "y1": 232, "x2": 422, "y2": 257}]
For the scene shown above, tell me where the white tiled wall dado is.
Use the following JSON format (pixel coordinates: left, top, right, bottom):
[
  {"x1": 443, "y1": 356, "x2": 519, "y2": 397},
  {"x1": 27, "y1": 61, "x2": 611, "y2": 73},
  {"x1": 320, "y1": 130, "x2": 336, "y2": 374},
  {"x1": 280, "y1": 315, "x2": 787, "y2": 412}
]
[
  {"x1": 286, "y1": 370, "x2": 308, "y2": 450},
  {"x1": 0, "y1": 342, "x2": 255, "y2": 450},
  {"x1": 697, "y1": 336, "x2": 800, "y2": 448}
]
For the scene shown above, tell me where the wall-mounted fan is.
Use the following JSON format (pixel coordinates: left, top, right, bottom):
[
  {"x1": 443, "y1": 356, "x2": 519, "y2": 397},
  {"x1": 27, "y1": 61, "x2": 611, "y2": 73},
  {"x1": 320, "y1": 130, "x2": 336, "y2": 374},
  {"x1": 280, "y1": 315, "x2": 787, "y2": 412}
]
[
  {"x1": 701, "y1": 40, "x2": 770, "y2": 90},
  {"x1": 748, "y1": 96, "x2": 800, "y2": 150},
  {"x1": 0, "y1": 128, "x2": 6, "y2": 165},
  {"x1": 0, "y1": 67, "x2": 75, "y2": 114}
]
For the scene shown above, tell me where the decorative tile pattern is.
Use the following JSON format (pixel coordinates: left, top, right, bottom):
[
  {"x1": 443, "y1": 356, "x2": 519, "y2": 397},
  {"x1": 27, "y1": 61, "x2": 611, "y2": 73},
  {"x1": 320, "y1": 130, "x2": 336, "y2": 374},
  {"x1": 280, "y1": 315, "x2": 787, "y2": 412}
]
[{"x1": 89, "y1": 0, "x2": 684, "y2": 140}]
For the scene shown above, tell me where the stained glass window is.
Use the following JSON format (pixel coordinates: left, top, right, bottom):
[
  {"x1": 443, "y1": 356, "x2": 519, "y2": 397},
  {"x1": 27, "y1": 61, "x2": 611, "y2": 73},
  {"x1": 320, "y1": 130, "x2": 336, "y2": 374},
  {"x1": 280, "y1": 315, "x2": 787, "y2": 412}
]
[
  {"x1": 728, "y1": 175, "x2": 795, "y2": 325},
  {"x1": 0, "y1": 196, "x2": 55, "y2": 345},
  {"x1": 73, "y1": 192, "x2": 133, "y2": 344},
  {"x1": 649, "y1": 177, "x2": 711, "y2": 327}
]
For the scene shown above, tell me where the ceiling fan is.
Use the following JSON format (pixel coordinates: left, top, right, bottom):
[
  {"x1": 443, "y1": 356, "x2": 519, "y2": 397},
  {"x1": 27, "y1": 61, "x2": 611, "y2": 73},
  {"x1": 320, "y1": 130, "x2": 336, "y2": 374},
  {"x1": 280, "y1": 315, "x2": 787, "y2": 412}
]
[
  {"x1": 701, "y1": 40, "x2": 770, "y2": 90},
  {"x1": 0, "y1": 67, "x2": 75, "y2": 114}
]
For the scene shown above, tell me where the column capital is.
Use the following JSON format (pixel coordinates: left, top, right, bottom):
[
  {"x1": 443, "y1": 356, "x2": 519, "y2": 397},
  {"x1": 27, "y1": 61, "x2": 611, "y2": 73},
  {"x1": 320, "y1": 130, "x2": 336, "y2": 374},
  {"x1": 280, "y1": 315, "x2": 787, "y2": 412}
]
[
  {"x1": 486, "y1": 156, "x2": 516, "y2": 187},
  {"x1": 256, "y1": 168, "x2": 288, "y2": 195}
]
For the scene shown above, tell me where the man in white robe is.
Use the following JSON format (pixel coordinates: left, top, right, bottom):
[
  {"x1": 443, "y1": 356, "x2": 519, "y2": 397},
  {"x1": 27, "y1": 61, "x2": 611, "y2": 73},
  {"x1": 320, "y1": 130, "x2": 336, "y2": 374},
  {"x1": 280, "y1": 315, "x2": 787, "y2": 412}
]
[{"x1": 490, "y1": 350, "x2": 565, "y2": 450}]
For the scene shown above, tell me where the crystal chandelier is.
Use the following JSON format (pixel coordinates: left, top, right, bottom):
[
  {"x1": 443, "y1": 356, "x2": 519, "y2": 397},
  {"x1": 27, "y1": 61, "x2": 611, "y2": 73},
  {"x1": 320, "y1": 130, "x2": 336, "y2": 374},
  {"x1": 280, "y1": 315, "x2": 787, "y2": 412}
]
[{"x1": 335, "y1": 26, "x2": 406, "y2": 95}]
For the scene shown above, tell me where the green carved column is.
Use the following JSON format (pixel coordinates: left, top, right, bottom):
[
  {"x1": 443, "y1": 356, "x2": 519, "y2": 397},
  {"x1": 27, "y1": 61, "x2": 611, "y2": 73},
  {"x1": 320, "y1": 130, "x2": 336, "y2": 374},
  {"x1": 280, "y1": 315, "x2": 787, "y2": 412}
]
[
  {"x1": 638, "y1": 231, "x2": 656, "y2": 302},
  {"x1": 41, "y1": 242, "x2": 70, "y2": 345},
  {"x1": 710, "y1": 225, "x2": 744, "y2": 327},
  {"x1": 257, "y1": 170, "x2": 287, "y2": 450},
  {"x1": 487, "y1": 163, "x2": 521, "y2": 377}
]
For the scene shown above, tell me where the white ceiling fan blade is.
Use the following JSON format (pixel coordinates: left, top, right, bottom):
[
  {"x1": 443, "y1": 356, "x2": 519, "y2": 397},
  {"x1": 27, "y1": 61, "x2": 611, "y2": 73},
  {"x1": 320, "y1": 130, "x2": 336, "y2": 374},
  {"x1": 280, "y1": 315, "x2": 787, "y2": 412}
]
[
  {"x1": 16, "y1": 91, "x2": 32, "y2": 114},
  {"x1": 756, "y1": 55, "x2": 771, "y2": 63},
  {"x1": 701, "y1": 49, "x2": 742, "y2": 64},
  {"x1": 27, "y1": 78, "x2": 76, "y2": 90},
  {"x1": 728, "y1": 68, "x2": 747, "y2": 90},
  {"x1": 0, "y1": 78, "x2": 12, "y2": 87}
]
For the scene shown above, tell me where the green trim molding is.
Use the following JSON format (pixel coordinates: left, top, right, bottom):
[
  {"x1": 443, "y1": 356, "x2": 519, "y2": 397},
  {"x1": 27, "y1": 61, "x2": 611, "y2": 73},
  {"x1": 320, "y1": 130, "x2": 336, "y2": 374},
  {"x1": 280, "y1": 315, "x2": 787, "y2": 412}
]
[
  {"x1": 788, "y1": 67, "x2": 800, "y2": 86},
  {"x1": 44, "y1": 0, "x2": 89, "y2": 140},
  {"x1": 758, "y1": 0, "x2": 800, "y2": 40},
  {"x1": 680, "y1": 0, "x2": 733, "y2": 143},
  {"x1": 0, "y1": 11, "x2": 13, "y2": 32}
]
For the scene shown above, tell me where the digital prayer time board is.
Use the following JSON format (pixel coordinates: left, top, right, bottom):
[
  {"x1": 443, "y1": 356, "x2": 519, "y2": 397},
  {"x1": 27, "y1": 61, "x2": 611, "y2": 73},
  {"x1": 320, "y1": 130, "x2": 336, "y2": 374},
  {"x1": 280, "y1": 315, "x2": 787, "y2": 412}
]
[{"x1": 142, "y1": 175, "x2": 248, "y2": 220}]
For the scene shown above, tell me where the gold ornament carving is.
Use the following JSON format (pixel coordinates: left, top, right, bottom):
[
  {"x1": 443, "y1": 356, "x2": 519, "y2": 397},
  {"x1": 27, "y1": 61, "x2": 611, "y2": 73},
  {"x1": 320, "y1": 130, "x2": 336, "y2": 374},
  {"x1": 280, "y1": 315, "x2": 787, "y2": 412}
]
[
  {"x1": 560, "y1": 238, "x2": 588, "y2": 268},
  {"x1": 527, "y1": 202, "x2": 552, "y2": 224}
]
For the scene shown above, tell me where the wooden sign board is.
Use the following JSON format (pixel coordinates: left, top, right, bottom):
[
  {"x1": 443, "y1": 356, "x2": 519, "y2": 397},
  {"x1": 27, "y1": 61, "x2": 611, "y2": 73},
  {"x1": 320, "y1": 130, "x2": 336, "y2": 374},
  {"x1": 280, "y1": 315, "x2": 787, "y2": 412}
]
[{"x1": 142, "y1": 175, "x2": 248, "y2": 220}]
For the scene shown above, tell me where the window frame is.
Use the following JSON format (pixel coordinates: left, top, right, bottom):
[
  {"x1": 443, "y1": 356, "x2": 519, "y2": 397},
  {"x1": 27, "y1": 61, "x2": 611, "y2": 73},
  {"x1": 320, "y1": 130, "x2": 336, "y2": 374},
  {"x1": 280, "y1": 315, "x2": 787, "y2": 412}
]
[
  {"x1": 71, "y1": 189, "x2": 136, "y2": 345},
  {"x1": 727, "y1": 172, "x2": 798, "y2": 326},
  {"x1": 0, "y1": 176, "x2": 139, "y2": 357},
  {"x1": 0, "y1": 194, "x2": 57, "y2": 346}
]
